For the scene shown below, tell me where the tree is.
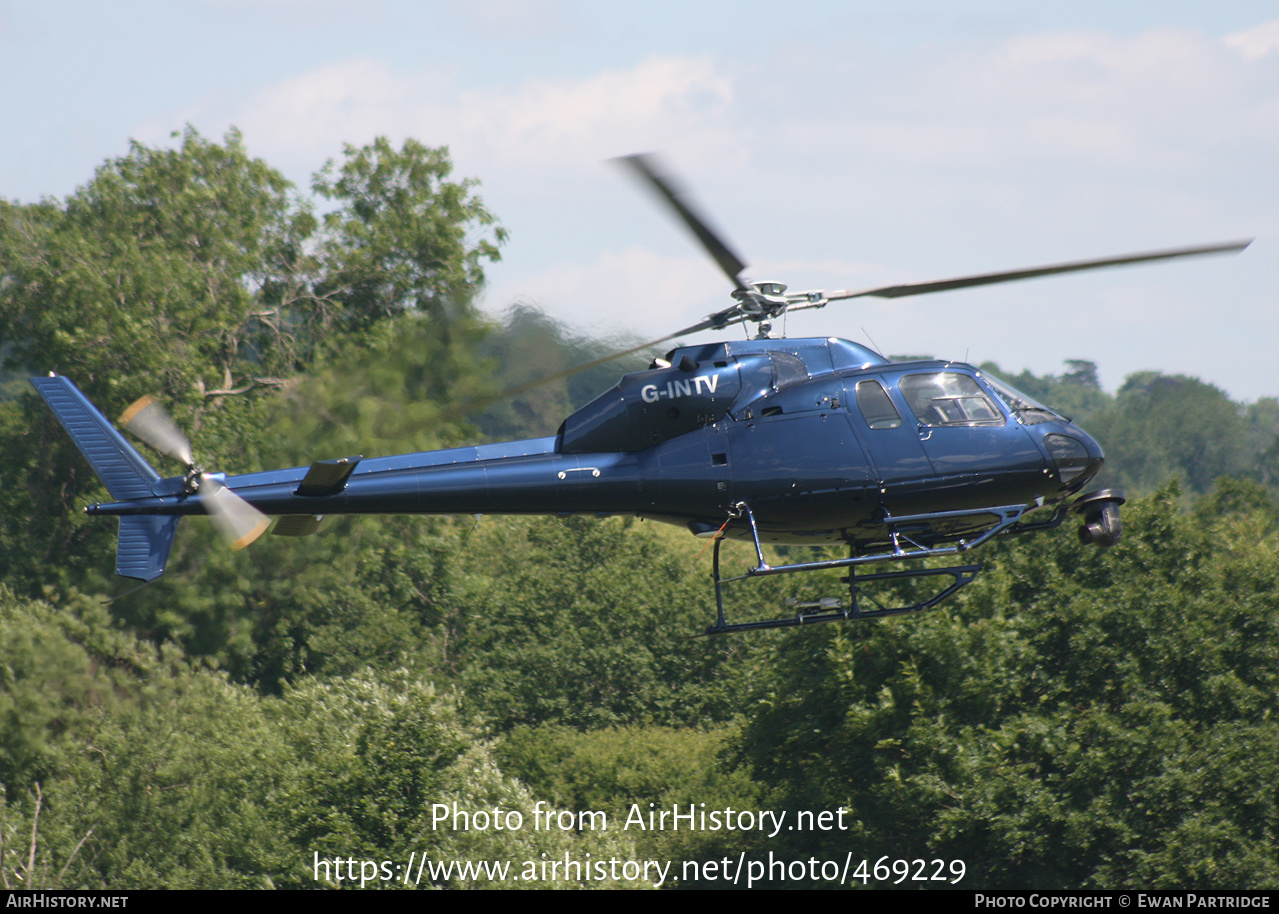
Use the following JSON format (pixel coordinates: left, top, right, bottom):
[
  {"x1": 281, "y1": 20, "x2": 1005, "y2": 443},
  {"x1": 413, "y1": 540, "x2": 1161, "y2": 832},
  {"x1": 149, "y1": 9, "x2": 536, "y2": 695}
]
[
  {"x1": 0, "y1": 130, "x2": 504, "y2": 597},
  {"x1": 474, "y1": 303, "x2": 657, "y2": 441},
  {"x1": 0, "y1": 128, "x2": 331, "y2": 407},
  {"x1": 269, "y1": 671, "x2": 635, "y2": 889},
  {"x1": 732, "y1": 486, "x2": 1279, "y2": 888},
  {"x1": 1062, "y1": 359, "x2": 1101, "y2": 390},
  {"x1": 447, "y1": 515, "x2": 773, "y2": 731},
  {"x1": 0, "y1": 588, "x2": 632, "y2": 889},
  {"x1": 496, "y1": 723, "x2": 763, "y2": 872},
  {"x1": 311, "y1": 137, "x2": 506, "y2": 338},
  {"x1": 102, "y1": 314, "x2": 507, "y2": 687},
  {"x1": 0, "y1": 128, "x2": 306, "y2": 592},
  {"x1": 1088, "y1": 373, "x2": 1249, "y2": 495}
]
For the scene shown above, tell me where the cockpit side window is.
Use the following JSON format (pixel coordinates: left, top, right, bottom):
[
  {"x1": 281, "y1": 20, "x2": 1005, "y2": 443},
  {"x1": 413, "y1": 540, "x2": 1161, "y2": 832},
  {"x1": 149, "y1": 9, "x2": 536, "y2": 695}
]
[
  {"x1": 855, "y1": 379, "x2": 902, "y2": 429},
  {"x1": 899, "y1": 372, "x2": 1005, "y2": 427}
]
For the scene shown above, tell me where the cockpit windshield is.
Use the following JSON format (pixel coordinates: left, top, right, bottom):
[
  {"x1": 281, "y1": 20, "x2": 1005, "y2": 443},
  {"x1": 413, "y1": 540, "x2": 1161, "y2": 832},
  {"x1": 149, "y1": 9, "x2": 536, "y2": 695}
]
[
  {"x1": 980, "y1": 372, "x2": 1067, "y2": 425},
  {"x1": 899, "y1": 372, "x2": 1004, "y2": 427}
]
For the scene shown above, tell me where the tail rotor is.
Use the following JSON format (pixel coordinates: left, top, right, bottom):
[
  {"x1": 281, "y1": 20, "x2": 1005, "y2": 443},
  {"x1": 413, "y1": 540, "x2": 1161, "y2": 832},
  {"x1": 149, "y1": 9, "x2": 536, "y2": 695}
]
[{"x1": 119, "y1": 395, "x2": 269, "y2": 551}]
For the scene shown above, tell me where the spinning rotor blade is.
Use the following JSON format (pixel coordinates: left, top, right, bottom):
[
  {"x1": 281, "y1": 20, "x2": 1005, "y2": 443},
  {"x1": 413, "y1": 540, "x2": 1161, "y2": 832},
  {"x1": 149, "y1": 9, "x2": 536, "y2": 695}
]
[
  {"x1": 823, "y1": 239, "x2": 1253, "y2": 303},
  {"x1": 119, "y1": 394, "x2": 267, "y2": 551},
  {"x1": 429, "y1": 332, "x2": 690, "y2": 430},
  {"x1": 480, "y1": 239, "x2": 1256, "y2": 402},
  {"x1": 615, "y1": 154, "x2": 751, "y2": 291},
  {"x1": 199, "y1": 475, "x2": 270, "y2": 551},
  {"x1": 119, "y1": 395, "x2": 194, "y2": 466},
  {"x1": 304, "y1": 159, "x2": 1254, "y2": 447}
]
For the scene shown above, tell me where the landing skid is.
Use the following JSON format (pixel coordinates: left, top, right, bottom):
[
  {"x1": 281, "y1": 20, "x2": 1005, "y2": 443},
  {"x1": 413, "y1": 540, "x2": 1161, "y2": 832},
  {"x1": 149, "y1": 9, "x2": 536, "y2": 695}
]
[{"x1": 705, "y1": 500, "x2": 1037, "y2": 635}]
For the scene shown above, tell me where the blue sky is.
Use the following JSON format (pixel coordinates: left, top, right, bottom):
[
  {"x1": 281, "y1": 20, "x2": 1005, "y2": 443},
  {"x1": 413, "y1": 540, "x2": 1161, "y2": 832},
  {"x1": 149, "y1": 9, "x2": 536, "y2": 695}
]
[{"x1": 3, "y1": 1, "x2": 1276, "y2": 399}]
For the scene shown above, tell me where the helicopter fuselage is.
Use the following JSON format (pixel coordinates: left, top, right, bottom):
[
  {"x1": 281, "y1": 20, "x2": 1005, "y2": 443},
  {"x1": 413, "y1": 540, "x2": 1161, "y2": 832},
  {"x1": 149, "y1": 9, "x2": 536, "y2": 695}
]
[
  {"x1": 34, "y1": 149, "x2": 1242, "y2": 626},
  {"x1": 83, "y1": 336, "x2": 1104, "y2": 551}
]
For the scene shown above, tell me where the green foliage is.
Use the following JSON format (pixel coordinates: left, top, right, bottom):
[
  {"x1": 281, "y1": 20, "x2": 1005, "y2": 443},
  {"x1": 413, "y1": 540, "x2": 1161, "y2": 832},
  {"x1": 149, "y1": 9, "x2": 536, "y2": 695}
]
[
  {"x1": 448, "y1": 515, "x2": 771, "y2": 731},
  {"x1": 0, "y1": 588, "x2": 291, "y2": 888},
  {"x1": 257, "y1": 314, "x2": 493, "y2": 466},
  {"x1": 49, "y1": 663, "x2": 293, "y2": 888},
  {"x1": 733, "y1": 486, "x2": 1279, "y2": 888},
  {"x1": 1089, "y1": 373, "x2": 1250, "y2": 495},
  {"x1": 269, "y1": 671, "x2": 633, "y2": 889},
  {"x1": 0, "y1": 588, "x2": 156, "y2": 793},
  {"x1": 0, "y1": 128, "x2": 298, "y2": 593},
  {"x1": 109, "y1": 514, "x2": 459, "y2": 691},
  {"x1": 37, "y1": 662, "x2": 634, "y2": 889},
  {"x1": 0, "y1": 589, "x2": 630, "y2": 888},
  {"x1": 0, "y1": 783, "x2": 95, "y2": 890},
  {"x1": 0, "y1": 129, "x2": 504, "y2": 598},
  {"x1": 96, "y1": 308, "x2": 506, "y2": 687},
  {"x1": 0, "y1": 127, "x2": 299, "y2": 404},
  {"x1": 311, "y1": 137, "x2": 505, "y2": 336},
  {"x1": 497, "y1": 722, "x2": 762, "y2": 870},
  {"x1": 1247, "y1": 398, "x2": 1279, "y2": 489}
]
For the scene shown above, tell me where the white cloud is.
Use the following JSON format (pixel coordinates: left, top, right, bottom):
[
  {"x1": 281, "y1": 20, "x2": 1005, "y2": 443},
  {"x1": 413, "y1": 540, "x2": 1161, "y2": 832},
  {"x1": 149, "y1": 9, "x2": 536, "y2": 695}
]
[
  {"x1": 132, "y1": 18, "x2": 1277, "y2": 397},
  {"x1": 860, "y1": 28, "x2": 1240, "y2": 174},
  {"x1": 456, "y1": 56, "x2": 733, "y2": 164},
  {"x1": 1224, "y1": 20, "x2": 1279, "y2": 61},
  {"x1": 221, "y1": 54, "x2": 736, "y2": 180}
]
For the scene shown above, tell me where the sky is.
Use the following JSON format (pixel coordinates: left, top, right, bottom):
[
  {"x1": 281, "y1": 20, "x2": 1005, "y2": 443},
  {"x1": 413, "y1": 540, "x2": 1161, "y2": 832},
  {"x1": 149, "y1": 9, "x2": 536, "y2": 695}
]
[{"x1": 2, "y1": 1, "x2": 1276, "y2": 400}]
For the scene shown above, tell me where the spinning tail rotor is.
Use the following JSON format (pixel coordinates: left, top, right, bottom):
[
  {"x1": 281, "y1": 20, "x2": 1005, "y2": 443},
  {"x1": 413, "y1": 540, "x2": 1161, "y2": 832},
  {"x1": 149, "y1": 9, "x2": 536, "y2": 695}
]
[{"x1": 119, "y1": 394, "x2": 269, "y2": 551}]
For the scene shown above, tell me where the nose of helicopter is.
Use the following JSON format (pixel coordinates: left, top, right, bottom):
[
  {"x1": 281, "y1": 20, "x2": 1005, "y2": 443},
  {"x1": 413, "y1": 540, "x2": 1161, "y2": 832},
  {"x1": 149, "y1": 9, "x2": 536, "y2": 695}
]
[
  {"x1": 1041, "y1": 423, "x2": 1127, "y2": 547},
  {"x1": 1078, "y1": 427, "x2": 1105, "y2": 484},
  {"x1": 1043, "y1": 425, "x2": 1105, "y2": 490}
]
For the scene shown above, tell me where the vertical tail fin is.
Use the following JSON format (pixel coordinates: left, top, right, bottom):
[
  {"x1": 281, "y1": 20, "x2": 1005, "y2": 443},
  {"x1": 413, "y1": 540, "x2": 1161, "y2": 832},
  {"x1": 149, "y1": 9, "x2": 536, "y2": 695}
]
[
  {"x1": 31, "y1": 376, "x2": 179, "y2": 582},
  {"x1": 114, "y1": 516, "x2": 180, "y2": 582}
]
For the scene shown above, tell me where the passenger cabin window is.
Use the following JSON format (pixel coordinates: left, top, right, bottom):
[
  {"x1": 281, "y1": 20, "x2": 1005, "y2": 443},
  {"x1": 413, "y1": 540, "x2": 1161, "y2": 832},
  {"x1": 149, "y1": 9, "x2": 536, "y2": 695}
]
[
  {"x1": 899, "y1": 372, "x2": 1004, "y2": 427},
  {"x1": 855, "y1": 380, "x2": 902, "y2": 429}
]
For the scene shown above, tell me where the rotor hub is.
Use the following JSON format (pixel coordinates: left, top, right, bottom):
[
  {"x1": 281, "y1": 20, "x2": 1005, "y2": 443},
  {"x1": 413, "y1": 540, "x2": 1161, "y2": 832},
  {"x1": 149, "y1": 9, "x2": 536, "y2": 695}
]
[{"x1": 182, "y1": 464, "x2": 206, "y2": 495}]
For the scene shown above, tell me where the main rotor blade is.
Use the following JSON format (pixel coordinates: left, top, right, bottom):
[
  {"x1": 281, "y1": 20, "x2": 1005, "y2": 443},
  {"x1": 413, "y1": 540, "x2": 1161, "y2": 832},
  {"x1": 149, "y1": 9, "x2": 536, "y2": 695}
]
[
  {"x1": 199, "y1": 476, "x2": 269, "y2": 551},
  {"x1": 428, "y1": 332, "x2": 688, "y2": 429},
  {"x1": 615, "y1": 154, "x2": 751, "y2": 291},
  {"x1": 827, "y1": 239, "x2": 1253, "y2": 302},
  {"x1": 119, "y1": 395, "x2": 194, "y2": 466}
]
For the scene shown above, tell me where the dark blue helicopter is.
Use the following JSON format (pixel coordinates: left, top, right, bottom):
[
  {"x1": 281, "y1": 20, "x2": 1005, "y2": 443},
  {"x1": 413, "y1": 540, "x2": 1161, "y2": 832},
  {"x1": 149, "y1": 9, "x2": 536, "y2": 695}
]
[{"x1": 32, "y1": 155, "x2": 1250, "y2": 633}]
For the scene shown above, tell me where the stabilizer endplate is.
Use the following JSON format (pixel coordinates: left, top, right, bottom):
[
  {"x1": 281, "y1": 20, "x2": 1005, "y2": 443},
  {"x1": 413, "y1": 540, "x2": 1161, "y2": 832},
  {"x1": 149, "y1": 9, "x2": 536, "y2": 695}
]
[{"x1": 273, "y1": 515, "x2": 323, "y2": 537}]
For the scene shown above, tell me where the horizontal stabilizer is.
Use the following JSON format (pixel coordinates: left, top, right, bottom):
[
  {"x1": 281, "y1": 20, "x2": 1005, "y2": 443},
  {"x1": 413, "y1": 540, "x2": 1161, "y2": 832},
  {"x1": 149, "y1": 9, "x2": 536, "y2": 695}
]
[{"x1": 295, "y1": 457, "x2": 361, "y2": 497}]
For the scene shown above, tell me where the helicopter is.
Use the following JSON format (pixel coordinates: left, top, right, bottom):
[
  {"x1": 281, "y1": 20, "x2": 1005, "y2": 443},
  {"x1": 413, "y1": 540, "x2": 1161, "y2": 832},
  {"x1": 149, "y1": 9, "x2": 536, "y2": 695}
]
[{"x1": 32, "y1": 154, "x2": 1251, "y2": 633}]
